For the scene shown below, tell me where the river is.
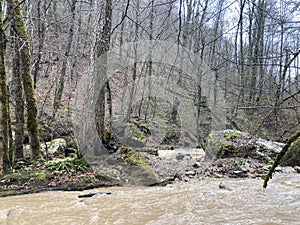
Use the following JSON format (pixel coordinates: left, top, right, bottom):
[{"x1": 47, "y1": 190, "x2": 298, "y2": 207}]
[{"x1": 0, "y1": 173, "x2": 299, "y2": 225}]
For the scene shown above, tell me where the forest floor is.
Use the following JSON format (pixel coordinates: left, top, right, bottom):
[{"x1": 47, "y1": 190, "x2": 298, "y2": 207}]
[{"x1": 0, "y1": 157, "x2": 121, "y2": 197}]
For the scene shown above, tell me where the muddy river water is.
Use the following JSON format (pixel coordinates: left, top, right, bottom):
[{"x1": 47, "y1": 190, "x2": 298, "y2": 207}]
[{"x1": 0, "y1": 173, "x2": 299, "y2": 225}]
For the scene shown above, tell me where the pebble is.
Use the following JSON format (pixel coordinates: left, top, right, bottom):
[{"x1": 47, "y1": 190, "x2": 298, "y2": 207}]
[
  {"x1": 219, "y1": 182, "x2": 232, "y2": 191},
  {"x1": 219, "y1": 182, "x2": 227, "y2": 189},
  {"x1": 185, "y1": 170, "x2": 196, "y2": 176}
]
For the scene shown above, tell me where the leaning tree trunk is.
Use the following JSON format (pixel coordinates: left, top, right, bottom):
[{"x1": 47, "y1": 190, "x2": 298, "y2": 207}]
[
  {"x1": 12, "y1": 0, "x2": 41, "y2": 160},
  {"x1": 0, "y1": 0, "x2": 11, "y2": 172}
]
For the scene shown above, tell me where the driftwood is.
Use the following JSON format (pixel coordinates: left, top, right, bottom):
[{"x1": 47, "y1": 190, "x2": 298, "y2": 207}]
[
  {"x1": 263, "y1": 131, "x2": 300, "y2": 188},
  {"x1": 78, "y1": 192, "x2": 112, "y2": 198}
]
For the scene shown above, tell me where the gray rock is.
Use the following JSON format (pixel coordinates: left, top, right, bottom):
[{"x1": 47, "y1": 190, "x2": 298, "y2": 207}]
[
  {"x1": 157, "y1": 148, "x2": 205, "y2": 161},
  {"x1": 24, "y1": 138, "x2": 67, "y2": 158},
  {"x1": 206, "y1": 130, "x2": 283, "y2": 162},
  {"x1": 41, "y1": 138, "x2": 67, "y2": 156},
  {"x1": 176, "y1": 153, "x2": 192, "y2": 161}
]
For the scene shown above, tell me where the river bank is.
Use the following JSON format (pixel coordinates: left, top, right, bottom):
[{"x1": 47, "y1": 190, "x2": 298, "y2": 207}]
[{"x1": 0, "y1": 149, "x2": 299, "y2": 197}]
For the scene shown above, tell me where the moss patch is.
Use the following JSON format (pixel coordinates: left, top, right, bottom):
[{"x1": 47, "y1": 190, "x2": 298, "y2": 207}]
[
  {"x1": 225, "y1": 131, "x2": 239, "y2": 140},
  {"x1": 117, "y1": 146, "x2": 149, "y2": 167},
  {"x1": 116, "y1": 146, "x2": 160, "y2": 185},
  {"x1": 281, "y1": 137, "x2": 300, "y2": 166}
]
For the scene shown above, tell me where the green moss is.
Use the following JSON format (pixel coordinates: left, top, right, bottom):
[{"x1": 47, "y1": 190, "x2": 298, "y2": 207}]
[
  {"x1": 13, "y1": 0, "x2": 41, "y2": 161},
  {"x1": 221, "y1": 140, "x2": 233, "y2": 147},
  {"x1": 217, "y1": 141, "x2": 235, "y2": 157},
  {"x1": 44, "y1": 157, "x2": 89, "y2": 173},
  {"x1": 103, "y1": 130, "x2": 112, "y2": 142},
  {"x1": 0, "y1": 172, "x2": 30, "y2": 185},
  {"x1": 117, "y1": 146, "x2": 149, "y2": 166},
  {"x1": 0, "y1": 189, "x2": 14, "y2": 197},
  {"x1": 281, "y1": 137, "x2": 300, "y2": 166},
  {"x1": 225, "y1": 132, "x2": 239, "y2": 140},
  {"x1": 0, "y1": 8, "x2": 10, "y2": 171},
  {"x1": 33, "y1": 172, "x2": 47, "y2": 182},
  {"x1": 129, "y1": 124, "x2": 147, "y2": 143}
]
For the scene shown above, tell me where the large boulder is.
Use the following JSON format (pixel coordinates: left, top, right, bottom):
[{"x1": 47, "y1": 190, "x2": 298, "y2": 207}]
[
  {"x1": 116, "y1": 146, "x2": 160, "y2": 185},
  {"x1": 280, "y1": 137, "x2": 300, "y2": 167},
  {"x1": 41, "y1": 138, "x2": 67, "y2": 157},
  {"x1": 24, "y1": 138, "x2": 67, "y2": 158},
  {"x1": 206, "y1": 130, "x2": 282, "y2": 162}
]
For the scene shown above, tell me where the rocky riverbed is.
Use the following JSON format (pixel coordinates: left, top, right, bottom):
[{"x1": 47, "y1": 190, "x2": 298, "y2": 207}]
[{"x1": 1, "y1": 129, "x2": 300, "y2": 197}]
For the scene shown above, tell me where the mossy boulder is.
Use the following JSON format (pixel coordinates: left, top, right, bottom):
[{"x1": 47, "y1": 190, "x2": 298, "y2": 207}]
[
  {"x1": 116, "y1": 146, "x2": 160, "y2": 185},
  {"x1": 280, "y1": 137, "x2": 300, "y2": 166},
  {"x1": 24, "y1": 138, "x2": 68, "y2": 158},
  {"x1": 117, "y1": 146, "x2": 149, "y2": 166},
  {"x1": 41, "y1": 138, "x2": 67, "y2": 157},
  {"x1": 125, "y1": 165, "x2": 160, "y2": 186},
  {"x1": 206, "y1": 130, "x2": 282, "y2": 162},
  {"x1": 123, "y1": 124, "x2": 147, "y2": 148}
]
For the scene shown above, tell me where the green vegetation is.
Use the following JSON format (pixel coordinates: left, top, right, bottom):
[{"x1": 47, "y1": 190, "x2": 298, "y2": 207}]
[
  {"x1": 0, "y1": 156, "x2": 116, "y2": 197},
  {"x1": 117, "y1": 146, "x2": 149, "y2": 167},
  {"x1": 224, "y1": 132, "x2": 239, "y2": 140}
]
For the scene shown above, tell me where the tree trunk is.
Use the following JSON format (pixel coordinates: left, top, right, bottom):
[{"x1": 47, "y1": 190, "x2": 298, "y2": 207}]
[
  {"x1": 8, "y1": 0, "x2": 24, "y2": 160},
  {"x1": 12, "y1": 33, "x2": 25, "y2": 159},
  {"x1": 0, "y1": 0, "x2": 11, "y2": 172},
  {"x1": 32, "y1": 0, "x2": 46, "y2": 89},
  {"x1": 94, "y1": 0, "x2": 112, "y2": 142},
  {"x1": 12, "y1": 0, "x2": 41, "y2": 160},
  {"x1": 53, "y1": 0, "x2": 77, "y2": 119}
]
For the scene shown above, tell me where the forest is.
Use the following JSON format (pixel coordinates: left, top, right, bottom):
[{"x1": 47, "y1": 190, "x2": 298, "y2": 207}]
[{"x1": 0, "y1": 0, "x2": 299, "y2": 188}]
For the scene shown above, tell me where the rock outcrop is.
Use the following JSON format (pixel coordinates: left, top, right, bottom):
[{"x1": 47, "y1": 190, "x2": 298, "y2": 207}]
[{"x1": 206, "y1": 130, "x2": 283, "y2": 162}]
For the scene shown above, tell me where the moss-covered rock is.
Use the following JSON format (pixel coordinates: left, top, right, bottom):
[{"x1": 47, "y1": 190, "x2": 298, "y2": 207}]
[
  {"x1": 280, "y1": 137, "x2": 300, "y2": 166},
  {"x1": 206, "y1": 130, "x2": 282, "y2": 162},
  {"x1": 117, "y1": 146, "x2": 149, "y2": 167},
  {"x1": 24, "y1": 138, "x2": 69, "y2": 158},
  {"x1": 125, "y1": 165, "x2": 160, "y2": 186},
  {"x1": 116, "y1": 146, "x2": 160, "y2": 185},
  {"x1": 123, "y1": 124, "x2": 147, "y2": 147}
]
